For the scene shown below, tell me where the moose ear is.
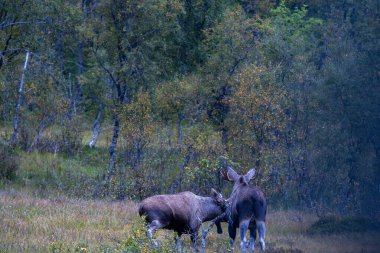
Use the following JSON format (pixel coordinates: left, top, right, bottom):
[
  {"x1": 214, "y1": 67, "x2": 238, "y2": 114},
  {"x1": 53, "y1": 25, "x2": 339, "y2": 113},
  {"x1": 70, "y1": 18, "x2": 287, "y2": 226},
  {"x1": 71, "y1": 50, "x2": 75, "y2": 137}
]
[
  {"x1": 211, "y1": 188, "x2": 225, "y2": 207},
  {"x1": 244, "y1": 168, "x2": 256, "y2": 182},
  {"x1": 211, "y1": 188, "x2": 219, "y2": 198},
  {"x1": 226, "y1": 167, "x2": 239, "y2": 181},
  {"x1": 211, "y1": 188, "x2": 224, "y2": 199}
]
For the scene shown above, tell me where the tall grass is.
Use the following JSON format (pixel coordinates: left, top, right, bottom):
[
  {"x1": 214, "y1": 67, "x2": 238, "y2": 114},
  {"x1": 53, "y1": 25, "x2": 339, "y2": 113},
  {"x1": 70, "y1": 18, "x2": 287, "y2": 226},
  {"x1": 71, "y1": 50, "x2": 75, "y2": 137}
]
[
  {"x1": 8, "y1": 151, "x2": 105, "y2": 198},
  {"x1": 1, "y1": 190, "x2": 379, "y2": 253},
  {"x1": 0, "y1": 190, "x2": 136, "y2": 252}
]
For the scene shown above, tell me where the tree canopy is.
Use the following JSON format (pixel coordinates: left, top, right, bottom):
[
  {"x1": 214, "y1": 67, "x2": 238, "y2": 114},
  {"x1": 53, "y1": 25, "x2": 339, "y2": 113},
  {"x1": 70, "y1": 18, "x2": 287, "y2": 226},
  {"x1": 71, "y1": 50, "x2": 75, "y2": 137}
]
[{"x1": 1, "y1": 0, "x2": 379, "y2": 216}]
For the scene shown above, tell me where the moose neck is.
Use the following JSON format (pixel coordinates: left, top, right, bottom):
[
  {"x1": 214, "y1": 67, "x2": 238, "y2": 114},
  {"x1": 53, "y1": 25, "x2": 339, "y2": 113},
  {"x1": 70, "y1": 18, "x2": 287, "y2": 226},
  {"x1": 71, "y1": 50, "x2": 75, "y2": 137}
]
[
  {"x1": 230, "y1": 182, "x2": 245, "y2": 201},
  {"x1": 198, "y1": 197, "x2": 223, "y2": 222},
  {"x1": 231, "y1": 183, "x2": 240, "y2": 194}
]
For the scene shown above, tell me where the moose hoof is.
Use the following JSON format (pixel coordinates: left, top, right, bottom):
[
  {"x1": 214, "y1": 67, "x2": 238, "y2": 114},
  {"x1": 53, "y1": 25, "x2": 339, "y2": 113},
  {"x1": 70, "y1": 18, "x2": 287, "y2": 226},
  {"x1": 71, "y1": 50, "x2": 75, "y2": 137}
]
[{"x1": 259, "y1": 240, "x2": 265, "y2": 251}]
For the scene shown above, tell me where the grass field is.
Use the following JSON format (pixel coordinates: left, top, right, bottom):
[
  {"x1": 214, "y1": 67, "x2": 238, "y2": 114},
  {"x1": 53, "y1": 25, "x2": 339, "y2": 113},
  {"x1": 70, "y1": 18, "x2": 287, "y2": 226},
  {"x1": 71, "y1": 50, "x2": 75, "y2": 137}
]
[{"x1": 1, "y1": 189, "x2": 379, "y2": 253}]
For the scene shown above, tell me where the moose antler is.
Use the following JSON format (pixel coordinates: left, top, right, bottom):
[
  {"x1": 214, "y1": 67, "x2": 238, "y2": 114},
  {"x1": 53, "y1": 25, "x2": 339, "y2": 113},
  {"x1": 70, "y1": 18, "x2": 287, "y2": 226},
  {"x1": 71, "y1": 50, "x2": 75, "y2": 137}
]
[
  {"x1": 220, "y1": 169, "x2": 230, "y2": 181},
  {"x1": 221, "y1": 167, "x2": 239, "y2": 181}
]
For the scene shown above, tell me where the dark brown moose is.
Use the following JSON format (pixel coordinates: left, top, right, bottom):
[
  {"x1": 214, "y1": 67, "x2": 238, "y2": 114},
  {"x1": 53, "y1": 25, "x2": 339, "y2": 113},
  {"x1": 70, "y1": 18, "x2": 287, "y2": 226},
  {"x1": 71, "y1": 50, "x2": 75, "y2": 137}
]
[
  {"x1": 138, "y1": 189, "x2": 226, "y2": 251},
  {"x1": 222, "y1": 167, "x2": 267, "y2": 253}
]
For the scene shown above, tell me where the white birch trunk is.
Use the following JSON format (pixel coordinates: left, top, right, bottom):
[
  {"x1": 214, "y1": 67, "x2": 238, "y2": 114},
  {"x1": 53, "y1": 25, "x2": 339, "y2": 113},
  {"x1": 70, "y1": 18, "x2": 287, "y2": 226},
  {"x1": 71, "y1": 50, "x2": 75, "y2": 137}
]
[
  {"x1": 88, "y1": 106, "x2": 102, "y2": 148},
  {"x1": 11, "y1": 50, "x2": 30, "y2": 144}
]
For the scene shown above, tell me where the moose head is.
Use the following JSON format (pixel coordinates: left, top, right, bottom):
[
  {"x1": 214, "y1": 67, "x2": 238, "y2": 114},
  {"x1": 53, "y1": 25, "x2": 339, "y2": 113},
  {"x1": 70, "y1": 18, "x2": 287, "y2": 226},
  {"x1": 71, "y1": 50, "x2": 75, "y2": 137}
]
[{"x1": 222, "y1": 166, "x2": 256, "y2": 187}]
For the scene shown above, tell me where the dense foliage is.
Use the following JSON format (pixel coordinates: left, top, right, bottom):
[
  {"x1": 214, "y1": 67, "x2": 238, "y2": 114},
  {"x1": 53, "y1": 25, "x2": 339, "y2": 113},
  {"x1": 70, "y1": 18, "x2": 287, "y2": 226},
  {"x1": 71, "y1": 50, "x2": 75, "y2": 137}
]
[{"x1": 1, "y1": 0, "x2": 379, "y2": 217}]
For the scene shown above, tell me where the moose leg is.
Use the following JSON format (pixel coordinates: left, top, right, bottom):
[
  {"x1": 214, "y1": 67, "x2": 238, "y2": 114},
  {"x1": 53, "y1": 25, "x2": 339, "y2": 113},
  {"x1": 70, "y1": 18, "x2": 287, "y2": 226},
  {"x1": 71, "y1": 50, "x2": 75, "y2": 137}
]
[
  {"x1": 257, "y1": 221, "x2": 266, "y2": 251},
  {"x1": 228, "y1": 224, "x2": 237, "y2": 250},
  {"x1": 239, "y1": 220, "x2": 250, "y2": 253},
  {"x1": 248, "y1": 222, "x2": 257, "y2": 253},
  {"x1": 191, "y1": 232, "x2": 199, "y2": 252},
  {"x1": 175, "y1": 232, "x2": 183, "y2": 253},
  {"x1": 216, "y1": 221, "x2": 223, "y2": 234},
  {"x1": 147, "y1": 220, "x2": 164, "y2": 238},
  {"x1": 147, "y1": 220, "x2": 167, "y2": 248}
]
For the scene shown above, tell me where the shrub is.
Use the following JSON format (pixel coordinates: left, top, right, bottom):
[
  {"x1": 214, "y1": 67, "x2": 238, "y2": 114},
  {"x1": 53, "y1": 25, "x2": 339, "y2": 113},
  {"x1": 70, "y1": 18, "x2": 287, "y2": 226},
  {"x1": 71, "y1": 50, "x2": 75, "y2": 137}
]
[
  {"x1": 50, "y1": 241, "x2": 89, "y2": 253},
  {"x1": 308, "y1": 216, "x2": 380, "y2": 234},
  {"x1": 182, "y1": 158, "x2": 220, "y2": 195},
  {"x1": 19, "y1": 123, "x2": 34, "y2": 150},
  {"x1": 106, "y1": 218, "x2": 176, "y2": 253},
  {"x1": 0, "y1": 143, "x2": 19, "y2": 180}
]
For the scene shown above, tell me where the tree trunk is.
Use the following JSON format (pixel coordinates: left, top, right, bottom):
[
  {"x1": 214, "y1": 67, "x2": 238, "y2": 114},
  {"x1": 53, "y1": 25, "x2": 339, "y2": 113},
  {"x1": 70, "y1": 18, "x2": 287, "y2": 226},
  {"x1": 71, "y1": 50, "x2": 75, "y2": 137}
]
[
  {"x1": 177, "y1": 112, "x2": 184, "y2": 149},
  {"x1": 68, "y1": 74, "x2": 76, "y2": 116},
  {"x1": 167, "y1": 119, "x2": 172, "y2": 147},
  {"x1": 169, "y1": 144, "x2": 192, "y2": 193},
  {"x1": 11, "y1": 50, "x2": 30, "y2": 145},
  {"x1": 88, "y1": 105, "x2": 102, "y2": 148},
  {"x1": 28, "y1": 115, "x2": 54, "y2": 152},
  {"x1": 74, "y1": 42, "x2": 84, "y2": 113},
  {"x1": 108, "y1": 117, "x2": 120, "y2": 180}
]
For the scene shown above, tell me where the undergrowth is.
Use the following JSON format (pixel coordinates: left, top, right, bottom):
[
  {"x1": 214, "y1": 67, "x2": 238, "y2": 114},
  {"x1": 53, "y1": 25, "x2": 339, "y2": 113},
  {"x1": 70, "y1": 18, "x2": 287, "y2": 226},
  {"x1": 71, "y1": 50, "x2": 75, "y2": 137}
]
[
  {"x1": 1, "y1": 191, "x2": 380, "y2": 253},
  {"x1": 0, "y1": 143, "x2": 19, "y2": 181},
  {"x1": 50, "y1": 218, "x2": 176, "y2": 253},
  {"x1": 308, "y1": 216, "x2": 380, "y2": 234}
]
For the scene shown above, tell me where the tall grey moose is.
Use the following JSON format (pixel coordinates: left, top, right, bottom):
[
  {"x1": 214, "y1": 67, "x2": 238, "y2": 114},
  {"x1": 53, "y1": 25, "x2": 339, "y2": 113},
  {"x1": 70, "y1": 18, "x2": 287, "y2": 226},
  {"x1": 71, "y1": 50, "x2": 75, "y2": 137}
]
[
  {"x1": 221, "y1": 167, "x2": 267, "y2": 253},
  {"x1": 138, "y1": 189, "x2": 226, "y2": 251}
]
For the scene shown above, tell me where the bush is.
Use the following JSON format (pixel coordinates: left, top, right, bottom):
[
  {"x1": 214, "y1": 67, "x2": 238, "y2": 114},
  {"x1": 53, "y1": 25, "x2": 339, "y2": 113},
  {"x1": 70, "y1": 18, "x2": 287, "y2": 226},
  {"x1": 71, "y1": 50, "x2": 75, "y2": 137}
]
[
  {"x1": 182, "y1": 158, "x2": 220, "y2": 195},
  {"x1": 308, "y1": 216, "x2": 380, "y2": 234},
  {"x1": 0, "y1": 143, "x2": 19, "y2": 181}
]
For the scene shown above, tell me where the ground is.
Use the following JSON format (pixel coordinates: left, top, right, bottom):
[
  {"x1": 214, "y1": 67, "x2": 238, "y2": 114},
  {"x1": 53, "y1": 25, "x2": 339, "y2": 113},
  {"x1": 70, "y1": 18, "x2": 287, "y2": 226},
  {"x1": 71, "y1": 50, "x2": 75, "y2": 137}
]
[{"x1": 0, "y1": 189, "x2": 379, "y2": 253}]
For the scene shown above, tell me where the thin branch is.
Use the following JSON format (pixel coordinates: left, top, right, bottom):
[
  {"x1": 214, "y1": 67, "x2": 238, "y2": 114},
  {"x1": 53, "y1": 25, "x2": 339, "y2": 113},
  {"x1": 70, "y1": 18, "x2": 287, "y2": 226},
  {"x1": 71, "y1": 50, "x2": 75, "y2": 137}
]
[
  {"x1": 0, "y1": 48, "x2": 24, "y2": 54},
  {"x1": 92, "y1": 48, "x2": 118, "y2": 89},
  {"x1": 201, "y1": 208, "x2": 232, "y2": 249},
  {"x1": 0, "y1": 20, "x2": 48, "y2": 30}
]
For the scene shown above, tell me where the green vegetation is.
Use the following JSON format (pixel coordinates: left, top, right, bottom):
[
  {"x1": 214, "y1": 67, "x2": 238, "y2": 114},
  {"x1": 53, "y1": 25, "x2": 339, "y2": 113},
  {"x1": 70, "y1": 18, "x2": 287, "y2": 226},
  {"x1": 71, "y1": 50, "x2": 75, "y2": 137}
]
[
  {"x1": 1, "y1": 0, "x2": 377, "y2": 212},
  {"x1": 0, "y1": 144, "x2": 19, "y2": 181},
  {"x1": 1, "y1": 0, "x2": 379, "y2": 251},
  {"x1": 309, "y1": 216, "x2": 380, "y2": 235}
]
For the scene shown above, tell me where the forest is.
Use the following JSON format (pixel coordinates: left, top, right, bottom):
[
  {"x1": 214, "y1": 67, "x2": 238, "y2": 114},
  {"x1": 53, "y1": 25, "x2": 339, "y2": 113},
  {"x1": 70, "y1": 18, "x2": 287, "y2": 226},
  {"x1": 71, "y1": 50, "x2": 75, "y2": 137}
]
[{"x1": 1, "y1": 0, "x2": 380, "y2": 252}]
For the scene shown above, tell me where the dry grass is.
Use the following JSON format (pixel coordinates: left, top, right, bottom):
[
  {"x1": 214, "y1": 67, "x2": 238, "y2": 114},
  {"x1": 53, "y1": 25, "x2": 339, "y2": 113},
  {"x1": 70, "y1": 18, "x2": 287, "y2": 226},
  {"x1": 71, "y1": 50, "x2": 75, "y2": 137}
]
[
  {"x1": 1, "y1": 190, "x2": 379, "y2": 253},
  {"x1": 0, "y1": 190, "x2": 137, "y2": 252},
  {"x1": 265, "y1": 210, "x2": 380, "y2": 253}
]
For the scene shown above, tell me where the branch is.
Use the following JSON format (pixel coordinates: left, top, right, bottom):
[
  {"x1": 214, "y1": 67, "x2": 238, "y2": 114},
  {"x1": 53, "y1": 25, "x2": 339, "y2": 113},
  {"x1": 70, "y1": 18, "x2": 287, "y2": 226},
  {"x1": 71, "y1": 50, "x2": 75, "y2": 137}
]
[
  {"x1": 0, "y1": 20, "x2": 48, "y2": 30},
  {"x1": 200, "y1": 210, "x2": 231, "y2": 250},
  {"x1": 0, "y1": 48, "x2": 24, "y2": 54},
  {"x1": 201, "y1": 202, "x2": 233, "y2": 245},
  {"x1": 92, "y1": 48, "x2": 118, "y2": 89},
  {"x1": 202, "y1": 212, "x2": 226, "y2": 237},
  {"x1": 229, "y1": 55, "x2": 247, "y2": 77}
]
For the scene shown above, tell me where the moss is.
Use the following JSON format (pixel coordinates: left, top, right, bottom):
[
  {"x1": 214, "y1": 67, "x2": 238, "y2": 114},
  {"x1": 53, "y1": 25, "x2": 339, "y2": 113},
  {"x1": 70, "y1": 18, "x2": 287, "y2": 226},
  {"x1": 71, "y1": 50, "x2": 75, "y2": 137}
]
[{"x1": 308, "y1": 216, "x2": 380, "y2": 234}]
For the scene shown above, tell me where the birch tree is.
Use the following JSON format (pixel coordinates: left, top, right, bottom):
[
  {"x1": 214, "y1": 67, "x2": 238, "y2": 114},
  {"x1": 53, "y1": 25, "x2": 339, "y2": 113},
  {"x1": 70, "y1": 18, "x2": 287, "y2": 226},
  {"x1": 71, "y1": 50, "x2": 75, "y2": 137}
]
[
  {"x1": 10, "y1": 49, "x2": 30, "y2": 145},
  {"x1": 80, "y1": 0, "x2": 183, "y2": 193}
]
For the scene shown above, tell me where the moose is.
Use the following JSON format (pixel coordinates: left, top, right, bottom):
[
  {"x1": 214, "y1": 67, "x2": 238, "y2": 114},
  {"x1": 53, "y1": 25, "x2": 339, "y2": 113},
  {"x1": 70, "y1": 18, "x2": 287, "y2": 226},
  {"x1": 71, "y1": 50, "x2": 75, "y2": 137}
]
[
  {"x1": 221, "y1": 167, "x2": 267, "y2": 253},
  {"x1": 138, "y1": 189, "x2": 226, "y2": 251}
]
